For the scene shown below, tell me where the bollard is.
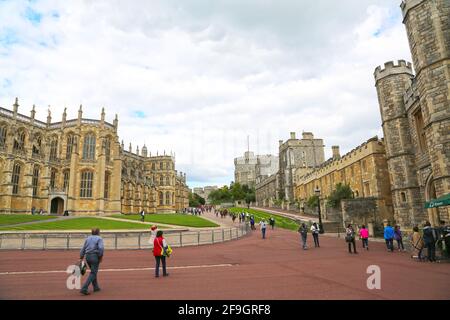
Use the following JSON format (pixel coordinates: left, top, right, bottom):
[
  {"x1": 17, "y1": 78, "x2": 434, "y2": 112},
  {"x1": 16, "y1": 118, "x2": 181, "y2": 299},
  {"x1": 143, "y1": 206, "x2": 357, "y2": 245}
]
[
  {"x1": 180, "y1": 232, "x2": 183, "y2": 247},
  {"x1": 66, "y1": 234, "x2": 70, "y2": 250},
  {"x1": 115, "y1": 233, "x2": 118, "y2": 249},
  {"x1": 198, "y1": 231, "x2": 200, "y2": 245},
  {"x1": 212, "y1": 230, "x2": 214, "y2": 244},
  {"x1": 222, "y1": 229, "x2": 225, "y2": 242},
  {"x1": 230, "y1": 228, "x2": 232, "y2": 240},
  {"x1": 21, "y1": 234, "x2": 26, "y2": 250},
  {"x1": 43, "y1": 234, "x2": 47, "y2": 250}
]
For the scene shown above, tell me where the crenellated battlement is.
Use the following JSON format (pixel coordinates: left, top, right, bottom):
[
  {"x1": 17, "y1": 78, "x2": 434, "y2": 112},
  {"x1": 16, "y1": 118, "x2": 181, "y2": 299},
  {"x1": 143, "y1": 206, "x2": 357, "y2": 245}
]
[
  {"x1": 400, "y1": 0, "x2": 426, "y2": 20},
  {"x1": 374, "y1": 60, "x2": 414, "y2": 83}
]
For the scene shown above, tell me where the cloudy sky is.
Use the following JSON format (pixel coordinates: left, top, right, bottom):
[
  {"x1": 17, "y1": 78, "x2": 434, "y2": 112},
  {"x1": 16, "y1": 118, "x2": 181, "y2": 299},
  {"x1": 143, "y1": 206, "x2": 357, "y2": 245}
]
[{"x1": 0, "y1": 0, "x2": 412, "y2": 188}]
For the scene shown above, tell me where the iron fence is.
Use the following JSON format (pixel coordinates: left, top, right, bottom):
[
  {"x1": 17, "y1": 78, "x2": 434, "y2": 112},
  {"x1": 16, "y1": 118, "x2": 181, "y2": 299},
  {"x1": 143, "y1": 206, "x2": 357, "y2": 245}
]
[{"x1": 0, "y1": 223, "x2": 250, "y2": 250}]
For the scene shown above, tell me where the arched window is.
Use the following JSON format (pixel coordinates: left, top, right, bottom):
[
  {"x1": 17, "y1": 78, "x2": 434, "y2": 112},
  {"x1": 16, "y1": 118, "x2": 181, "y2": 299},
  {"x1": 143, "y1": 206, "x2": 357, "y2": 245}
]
[
  {"x1": 152, "y1": 163, "x2": 155, "y2": 171},
  {"x1": 166, "y1": 176, "x2": 170, "y2": 186},
  {"x1": 159, "y1": 191, "x2": 164, "y2": 206},
  {"x1": 66, "y1": 134, "x2": 75, "y2": 159},
  {"x1": 50, "y1": 168, "x2": 57, "y2": 189},
  {"x1": 49, "y1": 138, "x2": 58, "y2": 161},
  {"x1": 401, "y1": 192, "x2": 407, "y2": 203},
  {"x1": 11, "y1": 163, "x2": 21, "y2": 194},
  {"x1": 13, "y1": 131, "x2": 26, "y2": 152},
  {"x1": 104, "y1": 137, "x2": 111, "y2": 162},
  {"x1": 160, "y1": 176, "x2": 164, "y2": 186},
  {"x1": 104, "y1": 171, "x2": 110, "y2": 199},
  {"x1": 160, "y1": 162, "x2": 163, "y2": 170},
  {"x1": 63, "y1": 170, "x2": 70, "y2": 191},
  {"x1": 80, "y1": 171, "x2": 94, "y2": 198},
  {"x1": 82, "y1": 134, "x2": 96, "y2": 160},
  {"x1": 32, "y1": 134, "x2": 42, "y2": 156},
  {"x1": 0, "y1": 125, "x2": 6, "y2": 148},
  {"x1": 32, "y1": 165, "x2": 40, "y2": 196},
  {"x1": 165, "y1": 191, "x2": 170, "y2": 205}
]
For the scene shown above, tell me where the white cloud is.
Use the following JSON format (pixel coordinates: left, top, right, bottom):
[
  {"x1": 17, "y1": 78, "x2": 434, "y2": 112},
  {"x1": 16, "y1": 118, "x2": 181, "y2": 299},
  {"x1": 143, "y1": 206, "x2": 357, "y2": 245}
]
[{"x1": 0, "y1": 0, "x2": 412, "y2": 187}]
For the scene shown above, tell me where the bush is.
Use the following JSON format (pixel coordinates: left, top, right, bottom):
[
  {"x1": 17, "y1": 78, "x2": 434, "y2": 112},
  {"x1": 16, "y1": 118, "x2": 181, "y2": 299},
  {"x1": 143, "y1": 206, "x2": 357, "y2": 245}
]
[{"x1": 326, "y1": 183, "x2": 353, "y2": 208}]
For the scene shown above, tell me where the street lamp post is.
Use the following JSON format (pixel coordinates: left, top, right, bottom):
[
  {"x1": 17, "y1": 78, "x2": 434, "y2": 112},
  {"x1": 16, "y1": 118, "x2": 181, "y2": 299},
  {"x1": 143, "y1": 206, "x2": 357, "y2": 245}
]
[{"x1": 315, "y1": 186, "x2": 324, "y2": 234}]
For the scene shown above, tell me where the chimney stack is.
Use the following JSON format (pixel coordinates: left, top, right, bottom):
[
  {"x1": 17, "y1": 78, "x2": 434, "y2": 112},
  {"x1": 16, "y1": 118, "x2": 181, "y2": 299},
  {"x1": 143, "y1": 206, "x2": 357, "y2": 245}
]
[
  {"x1": 332, "y1": 145, "x2": 340, "y2": 159},
  {"x1": 290, "y1": 132, "x2": 296, "y2": 140}
]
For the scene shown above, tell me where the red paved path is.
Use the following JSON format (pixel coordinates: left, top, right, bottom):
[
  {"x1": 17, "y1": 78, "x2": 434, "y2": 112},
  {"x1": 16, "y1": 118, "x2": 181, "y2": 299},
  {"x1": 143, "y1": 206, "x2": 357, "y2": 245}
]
[{"x1": 0, "y1": 228, "x2": 449, "y2": 300}]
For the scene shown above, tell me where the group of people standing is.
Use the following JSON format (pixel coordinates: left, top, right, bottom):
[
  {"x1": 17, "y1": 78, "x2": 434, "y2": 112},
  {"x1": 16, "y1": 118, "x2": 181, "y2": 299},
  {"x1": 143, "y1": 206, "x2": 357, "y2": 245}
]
[{"x1": 298, "y1": 222, "x2": 321, "y2": 250}]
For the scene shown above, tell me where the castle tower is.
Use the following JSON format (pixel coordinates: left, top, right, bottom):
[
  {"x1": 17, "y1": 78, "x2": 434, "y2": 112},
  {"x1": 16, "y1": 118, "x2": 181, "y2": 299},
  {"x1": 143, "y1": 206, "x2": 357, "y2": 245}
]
[
  {"x1": 401, "y1": 0, "x2": 450, "y2": 222},
  {"x1": 374, "y1": 60, "x2": 425, "y2": 227}
]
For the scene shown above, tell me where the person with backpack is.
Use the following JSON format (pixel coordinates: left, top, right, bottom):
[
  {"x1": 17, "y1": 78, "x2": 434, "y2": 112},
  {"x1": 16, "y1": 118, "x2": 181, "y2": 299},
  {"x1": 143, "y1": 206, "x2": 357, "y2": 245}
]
[
  {"x1": 298, "y1": 223, "x2": 308, "y2": 250},
  {"x1": 411, "y1": 225, "x2": 424, "y2": 261},
  {"x1": 384, "y1": 223, "x2": 395, "y2": 252},
  {"x1": 346, "y1": 224, "x2": 357, "y2": 254},
  {"x1": 140, "y1": 209, "x2": 145, "y2": 222},
  {"x1": 153, "y1": 230, "x2": 170, "y2": 277},
  {"x1": 310, "y1": 222, "x2": 320, "y2": 248},
  {"x1": 394, "y1": 225, "x2": 405, "y2": 251},
  {"x1": 423, "y1": 221, "x2": 436, "y2": 262},
  {"x1": 250, "y1": 217, "x2": 256, "y2": 230},
  {"x1": 269, "y1": 217, "x2": 275, "y2": 230},
  {"x1": 359, "y1": 224, "x2": 369, "y2": 250}
]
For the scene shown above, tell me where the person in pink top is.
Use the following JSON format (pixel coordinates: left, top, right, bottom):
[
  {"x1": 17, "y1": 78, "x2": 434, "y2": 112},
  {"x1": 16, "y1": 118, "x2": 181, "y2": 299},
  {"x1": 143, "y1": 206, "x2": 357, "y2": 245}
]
[{"x1": 359, "y1": 225, "x2": 369, "y2": 250}]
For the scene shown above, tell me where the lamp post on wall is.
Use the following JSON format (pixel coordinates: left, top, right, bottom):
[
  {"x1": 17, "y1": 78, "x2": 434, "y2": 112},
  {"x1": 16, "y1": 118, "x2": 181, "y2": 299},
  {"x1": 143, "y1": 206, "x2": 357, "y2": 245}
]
[{"x1": 315, "y1": 186, "x2": 324, "y2": 234}]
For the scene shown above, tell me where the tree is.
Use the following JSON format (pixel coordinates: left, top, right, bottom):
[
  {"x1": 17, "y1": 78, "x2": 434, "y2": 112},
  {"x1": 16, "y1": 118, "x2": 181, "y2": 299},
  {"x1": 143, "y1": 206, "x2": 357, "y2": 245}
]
[
  {"x1": 306, "y1": 195, "x2": 319, "y2": 209},
  {"x1": 327, "y1": 183, "x2": 353, "y2": 208},
  {"x1": 189, "y1": 192, "x2": 205, "y2": 207}
]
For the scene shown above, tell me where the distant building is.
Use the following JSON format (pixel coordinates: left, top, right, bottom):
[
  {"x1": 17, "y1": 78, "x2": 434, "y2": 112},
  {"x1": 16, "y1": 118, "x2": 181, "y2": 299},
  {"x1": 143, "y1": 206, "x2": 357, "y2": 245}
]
[
  {"x1": 193, "y1": 185, "x2": 218, "y2": 204},
  {"x1": 234, "y1": 152, "x2": 278, "y2": 188},
  {"x1": 277, "y1": 132, "x2": 325, "y2": 202}
]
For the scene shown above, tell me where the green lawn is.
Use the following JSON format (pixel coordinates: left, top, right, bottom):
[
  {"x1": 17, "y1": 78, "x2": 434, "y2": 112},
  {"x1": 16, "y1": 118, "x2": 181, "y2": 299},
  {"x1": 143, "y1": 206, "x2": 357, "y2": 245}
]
[
  {"x1": 229, "y1": 208, "x2": 300, "y2": 231},
  {"x1": 0, "y1": 214, "x2": 57, "y2": 226},
  {"x1": 0, "y1": 217, "x2": 155, "y2": 231},
  {"x1": 112, "y1": 214, "x2": 219, "y2": 228}
]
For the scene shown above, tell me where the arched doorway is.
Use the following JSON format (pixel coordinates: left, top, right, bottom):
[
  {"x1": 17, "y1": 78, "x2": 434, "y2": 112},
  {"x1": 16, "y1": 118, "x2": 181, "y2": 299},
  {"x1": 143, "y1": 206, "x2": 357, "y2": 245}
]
[
  {"x1": 425, "y1": 175, "x2": 440, "y2": 226},
  {"x1": 50, "y1": 197, "x2": 64, "y2": 215}
]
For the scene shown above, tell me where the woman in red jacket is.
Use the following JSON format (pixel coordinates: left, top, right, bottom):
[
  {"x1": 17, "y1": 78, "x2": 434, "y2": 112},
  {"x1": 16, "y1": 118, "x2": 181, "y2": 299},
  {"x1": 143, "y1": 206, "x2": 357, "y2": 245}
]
[{"x1": 153, "y1": 230, "x2": 169, "y2": 277}]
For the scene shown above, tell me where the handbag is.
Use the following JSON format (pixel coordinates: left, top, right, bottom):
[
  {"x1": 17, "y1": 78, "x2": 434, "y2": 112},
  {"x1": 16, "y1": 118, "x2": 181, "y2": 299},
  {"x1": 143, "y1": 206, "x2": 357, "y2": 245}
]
[{"x1": 163, "y1": 244, "x2": 172, "y2": 257}]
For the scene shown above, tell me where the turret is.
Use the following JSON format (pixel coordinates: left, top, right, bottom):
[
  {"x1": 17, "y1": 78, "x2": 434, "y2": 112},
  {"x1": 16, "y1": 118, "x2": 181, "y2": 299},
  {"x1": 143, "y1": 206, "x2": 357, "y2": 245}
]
[
  {"x1": 374, "y1": 59, "x2": 421, "y2": 227},
  {"x1": 30, "y1": 105, "x2": 36, "y2": 120},
  {"x1": 401, "y1": 0, "x2": 450, "y2": 219},
  {"x1": 13, "y1": 97, "x2": 18, "y2": 118},
  {"x1": 332, "y1": 146, "x2": 340, "y2": 159},
  {"x1": 142, "y1": 144, "x2": 148, "y2": 157}
]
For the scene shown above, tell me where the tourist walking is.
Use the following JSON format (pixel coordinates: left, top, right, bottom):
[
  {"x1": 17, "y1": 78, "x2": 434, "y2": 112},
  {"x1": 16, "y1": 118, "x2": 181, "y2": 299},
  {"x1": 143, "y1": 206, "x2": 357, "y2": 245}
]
[
  {"x1": 79, "y1": 228, "x2": 104, "y2": 295},
  {"x1": 269, "y1": 217, "x2": 275, "y2": 230},
  {"x1": 31, "y1": 206, "x2": 35, "y2": 215},
  {"x1": 310, "y1": 222, "x2": 320, "y2": 248},
  {"x1": 153, "y1": 230, "x2": 169, "y2": 277},
  {"x1": 394, "y1": 225, "x2": 405, "y2": 251},
  {"x1": 359, "y1": 225, "x2": 369, "y2": 250},
  {"x1": 346, "y1": 224, "x2": 357, "y2": 254},
  {"x1": 423, "y1": 221, "x2": 436, "y2": 262},
  {"x1": 250, "y1": 217, "x2": 256, "y2": 230},
  {"x1": 140, "y1": 209, "x2": 145, "y2": 222},
  {"x1": 298, "y1": 223, "x2": 308, "y2": 250},
  {"x1": 259, "y1": 219, "x2": 267, "y2": 239},
  {"x1": 384, "y1": 223, "x2": 395, "y2": 252},
  {"x1": 411, "y1": 226, "x2": 424, "y2": 261}
]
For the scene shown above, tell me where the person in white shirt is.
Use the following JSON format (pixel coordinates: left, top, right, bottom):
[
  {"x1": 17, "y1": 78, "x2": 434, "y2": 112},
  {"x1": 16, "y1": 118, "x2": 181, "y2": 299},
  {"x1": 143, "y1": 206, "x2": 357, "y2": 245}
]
[
  {"x1": 310, "y1": 222, "x2": 320, "y2": 247},
  {"x1": 260, "y1": 219, "x2": 268, "y2": 239},
  {"x1": 140, "y1": 210, "x2": 145, "y2": 222}
]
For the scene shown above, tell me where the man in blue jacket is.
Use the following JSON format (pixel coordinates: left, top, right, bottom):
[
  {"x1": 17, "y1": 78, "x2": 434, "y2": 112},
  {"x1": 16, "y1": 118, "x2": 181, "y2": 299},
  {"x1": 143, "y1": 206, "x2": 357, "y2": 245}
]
[
  {"x1": 79, "y1": 228, "x2": 104, "y2": 295},
  {"x1": 384, "y1": 223, "x2": 395, "y2": 252}
]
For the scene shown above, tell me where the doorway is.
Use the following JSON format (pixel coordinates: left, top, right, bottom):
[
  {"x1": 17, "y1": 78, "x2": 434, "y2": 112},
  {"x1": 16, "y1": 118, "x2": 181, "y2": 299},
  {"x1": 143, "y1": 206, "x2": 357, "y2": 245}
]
[{"x1": 50, "y1": 197, "x2": 64, "y2": 215}]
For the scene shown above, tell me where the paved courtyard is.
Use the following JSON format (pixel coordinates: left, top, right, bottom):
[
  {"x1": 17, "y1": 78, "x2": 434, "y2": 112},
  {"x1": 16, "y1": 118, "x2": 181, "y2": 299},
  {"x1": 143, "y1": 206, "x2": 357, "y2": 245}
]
[{"x1": 0, "y1": 226, "x2": 449, "y2": 300}]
